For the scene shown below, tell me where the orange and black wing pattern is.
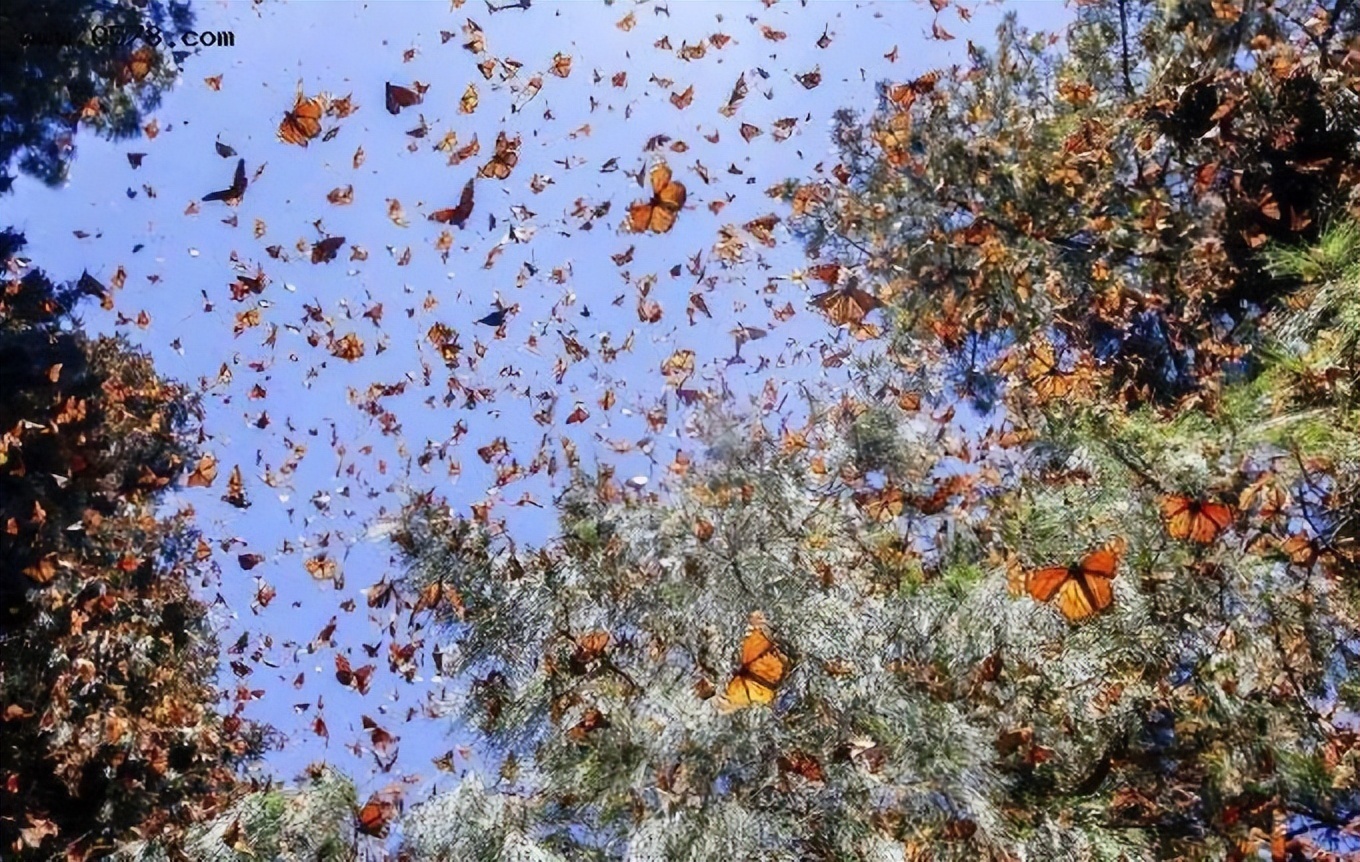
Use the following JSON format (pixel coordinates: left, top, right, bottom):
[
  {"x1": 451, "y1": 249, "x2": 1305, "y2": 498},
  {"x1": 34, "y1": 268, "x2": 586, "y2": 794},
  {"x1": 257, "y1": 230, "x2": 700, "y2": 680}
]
[
  {"x1": 627, "y1": 163, "x2": 687, "y2": 234},
  {"x1": 1160, "y1": 495, "x2": 1233, "y2": 544},
  {"x1": 279, "y1": 93, "x2": 324, "y2": 147},
  {"x1": 718, "y1": 624, "x2": 789, "y2": 711},
  {"x1": 429, "y1": 178, "x2": 476, "y2": 227},
  {"x1": 811, "y1": 282, "x2": 884, "y2": 327},
  {"x1": 478, "y1": 132, "x2": 521, "y2": 180},
  {"x1": 1024, "y1": 539, "x2": 1124, "y2": 622}
]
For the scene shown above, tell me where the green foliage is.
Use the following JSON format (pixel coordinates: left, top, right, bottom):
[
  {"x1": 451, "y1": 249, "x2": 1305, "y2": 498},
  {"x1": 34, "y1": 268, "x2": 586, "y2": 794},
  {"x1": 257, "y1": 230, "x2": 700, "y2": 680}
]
[{"x1": 114, "y1": 765, "x2": 359, "y2": 862}]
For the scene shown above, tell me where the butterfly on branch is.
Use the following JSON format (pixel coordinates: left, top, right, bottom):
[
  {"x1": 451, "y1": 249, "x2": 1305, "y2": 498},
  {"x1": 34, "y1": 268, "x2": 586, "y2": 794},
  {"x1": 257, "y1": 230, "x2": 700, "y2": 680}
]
[
  {"x1": 717, "y1": 614, "x2": 789, "y2": 711},
  {"x1": 1160, "y1": 494, "x2": 1233, "y2": 544},
  {"x1": 1018, "y1": 538, "x2": 1126, "y2": 622}
]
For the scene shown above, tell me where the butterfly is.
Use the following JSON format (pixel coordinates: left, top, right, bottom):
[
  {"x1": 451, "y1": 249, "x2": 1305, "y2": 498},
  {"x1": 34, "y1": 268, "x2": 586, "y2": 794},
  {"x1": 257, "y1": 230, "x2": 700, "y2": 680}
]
[
  {"x1": 811, "y1": 279, "x2": 884, "y2": 326},
  {"x1": 1025, "y1": 342, "x2": 1090, "y2": 402},
  {"x1": 718, "y1": 619, "x2": 789, "y2": 711},
  {"x1": 884, "y1": 70, "x2": 940, "y2": 112},
  {"x1": 1160, "y1": 495, "x2": 1234, "y2": 544},
  {"x1": 278, "y1": 92, "x2": 324, "y2": 147},
  {"x1": 1022, "y1": 538, "x2": 1125, "y2": 622},
  {"x1": 202, "y1": 158, "x2": 246, "y2": 205},
  {"x1": 478, "y1": 131, "x2": 521, "y2": 180},
  {"x1": 627, "y1": 163, "x2": 687, "y2": 234},
  {"x1": 385, "y1": 82, "x2": 422, "y2": 115},
  {"x1": 355, "y1": 796, "x2": 394, "y2": 838},
  {"x1": 429, "y1": 178, "x2": 475, "y2": 227},
  {"x1": 114, "y1": 45, "x2": 156, "y2": 86}
]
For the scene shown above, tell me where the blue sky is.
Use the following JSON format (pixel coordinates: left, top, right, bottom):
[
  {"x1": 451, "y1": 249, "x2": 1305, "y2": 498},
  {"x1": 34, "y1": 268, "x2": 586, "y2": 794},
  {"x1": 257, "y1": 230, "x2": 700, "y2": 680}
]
[{"x1": 10, "y1": 0, "x2": 1071, "y2": 803}]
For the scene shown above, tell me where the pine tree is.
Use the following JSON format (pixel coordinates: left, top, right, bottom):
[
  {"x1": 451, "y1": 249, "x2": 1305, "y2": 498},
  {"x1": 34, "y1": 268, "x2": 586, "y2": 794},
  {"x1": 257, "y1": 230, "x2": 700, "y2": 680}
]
[
  {"x1": 0, "y1": 0, "x2": 192, "y2": 192},
  {"x1": 391, "y1": 2, "x2": 1360, "y2": 860},
  {"x1": 0, "y1": 230, "x2": 264, "y2": 860}
]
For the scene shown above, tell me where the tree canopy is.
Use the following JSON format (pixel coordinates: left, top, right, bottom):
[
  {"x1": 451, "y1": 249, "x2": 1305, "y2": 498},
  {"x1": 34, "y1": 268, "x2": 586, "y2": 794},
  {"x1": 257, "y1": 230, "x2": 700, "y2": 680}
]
[{"x1": 389, "y1": 2, "x2": 1360, "y2": 860}]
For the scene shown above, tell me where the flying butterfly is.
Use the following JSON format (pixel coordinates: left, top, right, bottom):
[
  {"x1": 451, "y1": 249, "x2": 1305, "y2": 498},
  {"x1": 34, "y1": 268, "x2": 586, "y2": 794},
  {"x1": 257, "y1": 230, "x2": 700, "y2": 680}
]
[
  {"x1": 811, "y1": 278, "x2": 884, "y2": 326},
  {"x1": 428, "y1": 178, "x2": 475, "y2": 227},
  {"x1": 385, "y1": 82, "x2": 423, "y2": 115},
  {"x1": 278, "y1": 92, "x2": 324, "y2": 147},
  {"x1": 627, "y1": 163, "x2": 687, "y2": 234},
  {"x1": 718, "y1": 615, "x2": 789, "y2": 711},
  {"x1": 1160, "y1": 495, "x2": 1233, "y2": 544},
  {"x1": 478, "y1": 131, "x2": 520, "y2": 180},
  {"x1": 202, "y1": 158, "x2": 247, "y2": 205},
  {"x1": 884, "y1": 70, "x2": 941, "y2": 112},
  {"x1": 1021, "y1": 538, "x2": 1125, "y2": 622}
]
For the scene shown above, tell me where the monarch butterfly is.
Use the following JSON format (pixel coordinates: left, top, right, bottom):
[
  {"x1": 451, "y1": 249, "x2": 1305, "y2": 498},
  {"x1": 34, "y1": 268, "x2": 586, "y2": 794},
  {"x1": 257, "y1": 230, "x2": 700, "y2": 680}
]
[
  {"x1": 385, "y1": 82, "x2": 422, "y2": 115},
  {"x1": 810, "y1": 279, "x2": 884, "y2": 326},
  {"x1": 1022, "y1": 538, "x2": 1125, "y2": 622},
  {"x1": 478, "y1": 131, "x2": 521, "y2": 180},
  {"x1": 356, "y1": 797, "x2": 392, "y2": 837},
  {"x1": 278, "y1": 93, "x2": 324, "y2": 147},
  {"x1": 627, "y1": 163, "x2": 687, "y2": 234},
  {"x1": 884, "y1": 70, "x2": 940, "y2": 111},
  {"x1": 872, "y1": 111, "x2": 916, "y2": 168},
  {"x1": 718, "y1": 619, "x2": 789, "y2": 711},
  {"x1": 311, "y1": 235, "x2": 346, "y2": 264},
  {"x1": 113, "y1": 45, "x2": 156, "y2": 86},
  {"x1": 854, "y1": 484, "x2": 905, "y2": 522},
  {"x1": 202, "y1": 158, "x2": 247, "y2": 205},
  {"x1": 428, "y1": 178, "x2": 475, "y2": 227},
  {"x1": 1160, "y1": 495, "x2": 1233, "y2": 544},
  {"x1": 1025, "y1": 342, "x2": 1090, "y2": 402}
]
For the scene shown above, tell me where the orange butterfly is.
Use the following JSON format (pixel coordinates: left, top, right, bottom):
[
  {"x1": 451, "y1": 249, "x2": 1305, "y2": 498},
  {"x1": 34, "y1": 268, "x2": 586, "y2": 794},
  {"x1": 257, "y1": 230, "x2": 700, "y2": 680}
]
[
  {"x1": 811, "y1": 279, "x2": 884, "y2": 327},
  {"x1": 718, "y1": 617, "x2": 789, "y2": 711},
  {"x1": 1023, "y1": 539, "x2": 1125, "y2": 622},
  {"x1": 114, "y1": 45, "x2": 157, "y2": 86},
  {"x1": 884, "y1": 70, "x2": 940, "y2": 111},
  {"x1": 478, "y1": 131, "x2": 520, "y2": 180},
  {"x1": 356, "y1": 796, "x2": 395, "y2": 838},
  {"x1": 1023, "y1": 342, "x2": 1089, "y2": 401},
  {"x1": 428, "y1": 178, "x2": 475, "y2": 227},
  {"x1": 628, "y1": 163, "x2": 687, "y2": 234},
  {"x1": 278, "y1": 92, "x2": 324, "y2": 147},
  {"x1": 1160, "y1": 495, "x2": 1233, "y2": 544}
]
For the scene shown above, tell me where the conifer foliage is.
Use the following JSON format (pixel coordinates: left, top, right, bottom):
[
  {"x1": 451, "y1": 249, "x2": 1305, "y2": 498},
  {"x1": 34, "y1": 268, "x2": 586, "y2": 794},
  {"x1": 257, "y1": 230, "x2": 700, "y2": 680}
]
[
  {"x1": 394, "y1": 2, "x2": 1360, "y2": 860},
  {"x1": 0, "y1": 231, "x2": 259, "y2": 860}
]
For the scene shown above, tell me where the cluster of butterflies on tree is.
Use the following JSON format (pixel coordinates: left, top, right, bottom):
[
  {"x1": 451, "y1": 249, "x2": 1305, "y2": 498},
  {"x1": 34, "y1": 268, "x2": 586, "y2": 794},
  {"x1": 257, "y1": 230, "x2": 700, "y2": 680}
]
[{"x1": 705, "y1": 493, "x2": 1238, "y2": 717}]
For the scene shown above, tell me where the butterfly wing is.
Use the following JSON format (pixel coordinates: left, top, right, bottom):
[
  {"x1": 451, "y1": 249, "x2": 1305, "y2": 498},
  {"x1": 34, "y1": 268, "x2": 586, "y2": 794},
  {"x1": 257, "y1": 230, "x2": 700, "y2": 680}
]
[
  {"x1": 1160, "y1": 495, "x2": 1194, "y2": 541},
  {"x1": 431, "y1": 179, "x2": 476, "y2": 226},
  {"x1": 627, "y1": 201, "x2": 656, "y2": 233},
  {"x1": 1055, "y1": 575, "x2": 1110, "y2": 621},
  {"x1": 230, "y1": 158, "x2": 247, "y2": 197},
  {"x1": 1025, "y1": 566, "x2": 1071, "y2": 603},
  {"x1": 1190, "y1": 501, "x2": 1233, "y2": 544},
  {"x1": 649, "y1": 163, "x2": 673, "y2": 196}
]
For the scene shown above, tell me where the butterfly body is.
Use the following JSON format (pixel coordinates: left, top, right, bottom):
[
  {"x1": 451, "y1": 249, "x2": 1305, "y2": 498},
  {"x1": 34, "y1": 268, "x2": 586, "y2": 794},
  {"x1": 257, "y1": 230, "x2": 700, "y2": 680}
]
[{"x1": 202, "y1": 158, "x2": 246, "y2": 204}]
